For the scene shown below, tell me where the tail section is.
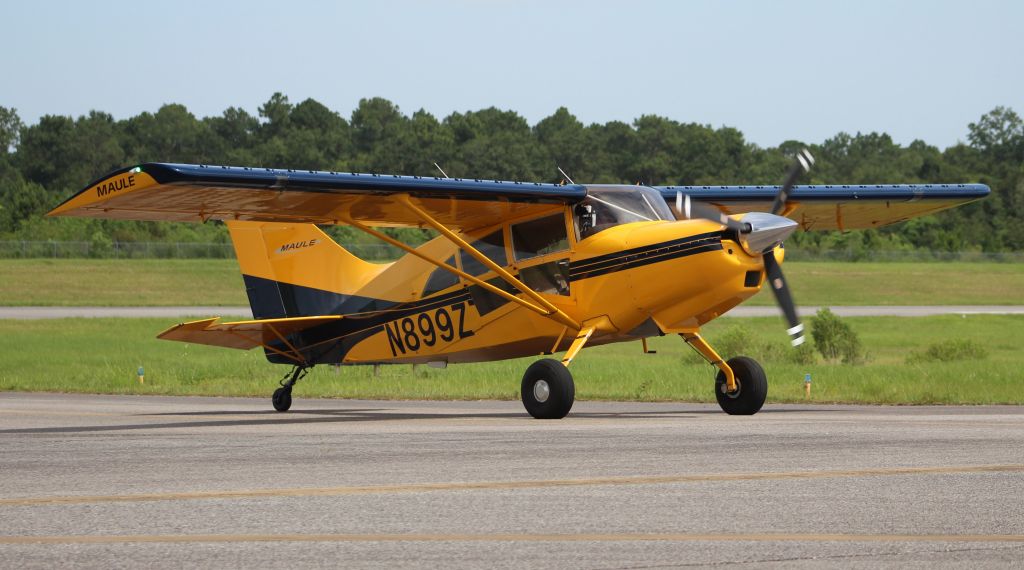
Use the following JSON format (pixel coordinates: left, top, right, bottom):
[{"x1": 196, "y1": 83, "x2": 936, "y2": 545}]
[{"x1": 227, "y1": 221, "x2": 388, "y2": 319}]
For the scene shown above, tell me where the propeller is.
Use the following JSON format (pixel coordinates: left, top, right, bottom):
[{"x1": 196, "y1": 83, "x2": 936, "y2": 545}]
[
  {"x1": 672, "y1": 148, "x2": 814, "y2": 347},
  {"x1": 771, "y1": 148, "x2": 815, "y2": 215}
]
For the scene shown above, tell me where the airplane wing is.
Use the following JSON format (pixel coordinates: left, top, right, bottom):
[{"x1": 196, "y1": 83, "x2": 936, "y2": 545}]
[
  {"x1": 655, "y1": 184, "x2": 989, "y2": 231},
  {"x1": 47, "y1": 163, "x2": 586, "y2": 231},
  {"x1": 47, "y1": 162, "x2": 988, "y2": 232}
]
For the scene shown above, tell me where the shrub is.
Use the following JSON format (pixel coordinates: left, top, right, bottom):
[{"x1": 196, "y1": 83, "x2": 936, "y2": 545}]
[
  {"x1": 716, "y1": 326, "x2": 755, "y2": 358},
  {"x1": 810, "y1": 308, "x2": 865, "y2": 364},
  {"x1": 787, "y1": 342, "x2": 818, "y2": 365},
  {"x1": 907, "y1": 339, "x2": 988, "y2": 364},
  {"x1": 89, "y1": 230, "x2": 114, "y2": 258},
  {"x1": 706, "y1": 326, "x2": 816, "y2": 365}
]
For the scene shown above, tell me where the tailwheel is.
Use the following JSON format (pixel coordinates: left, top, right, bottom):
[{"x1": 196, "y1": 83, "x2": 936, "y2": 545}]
[
  {"x1": 521, "y1": 358, "x2": 575, "y2": 419},
  {"x1": 272, "y1": 366, "x2": 308, "y2": 412},
  {"x1": 714, "y1": 356, "x2": 767, "y2": 415},
  {"x1": 272, "y1": 386, "x2": 292, "y2": 412}
]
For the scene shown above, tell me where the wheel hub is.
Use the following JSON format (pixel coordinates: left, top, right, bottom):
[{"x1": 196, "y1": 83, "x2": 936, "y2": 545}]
[
  {"x1": 533, "y1": 380, "x2": 551, "y2": 403},
  {"x1": 721, "y1": 378, "x2": 742, "y2": 399}
]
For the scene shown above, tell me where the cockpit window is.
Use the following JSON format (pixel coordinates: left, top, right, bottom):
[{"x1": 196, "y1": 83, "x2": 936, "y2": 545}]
[
  {"x1": 575, "y1": 186, "x2": 673, "y2": 240},
  {"x1": 459, "y1": 229, "x2": 507, "y2": 277},
  {"x1": 511, "y1": 214, "x2": 569, "y2": 261},
  {"x1": 423, "y1": 255, "x2": 458, "y2": 296}
]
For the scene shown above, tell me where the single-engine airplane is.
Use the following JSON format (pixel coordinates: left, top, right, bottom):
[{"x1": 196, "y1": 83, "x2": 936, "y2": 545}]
[{"x1": 48, "y1": 151, "x2": 988, "y2": 417}]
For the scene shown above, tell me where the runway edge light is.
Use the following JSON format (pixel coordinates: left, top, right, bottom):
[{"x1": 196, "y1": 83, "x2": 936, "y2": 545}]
[
  {"x1": 137, "y1": 366, "x2": 144, "y2": 384},
  {"x1": 804, "y1": 373, "x2": 811, "y2": 399}
]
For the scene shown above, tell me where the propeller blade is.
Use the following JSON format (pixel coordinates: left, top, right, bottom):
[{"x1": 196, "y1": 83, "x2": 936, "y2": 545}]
[
  {"x1": 763, "y1": 249, "x2": 805, "y2": 347},
  {"x1": 770, "y1": 148, "x2": 815, "y2": 216},
  {"x1": 675, "y1": 191, "x2": 751, "y2": 233}
]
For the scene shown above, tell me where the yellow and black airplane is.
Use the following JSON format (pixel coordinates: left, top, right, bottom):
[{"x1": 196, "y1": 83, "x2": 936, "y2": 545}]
[{"x1": 48, "y1": 151, "x2": 987, "y2": 417}]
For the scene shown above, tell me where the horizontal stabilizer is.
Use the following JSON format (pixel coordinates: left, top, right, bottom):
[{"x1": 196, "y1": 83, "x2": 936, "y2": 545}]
[{"x1": 158, "y1": 315, "x2": 342, "y2": 352}]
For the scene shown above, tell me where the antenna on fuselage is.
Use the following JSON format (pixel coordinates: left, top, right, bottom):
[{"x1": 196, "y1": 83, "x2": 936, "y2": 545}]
[
  {"x1": 556, "y1": 166, "x2": 575, "y2": 185},
  {"x1": 433, "y1": 162, "x2": 450, "y2": 179}
]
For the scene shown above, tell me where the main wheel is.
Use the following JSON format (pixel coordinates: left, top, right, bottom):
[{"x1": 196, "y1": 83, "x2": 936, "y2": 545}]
[
  {"x1": 714, "y1": 356, "x2": 767, "y2": 415},
  {"x1": 521, "y1": 359, "x2": 575, "y2": 419},
  {"x1": 272, "y1": 386, "x2": 292, "y2": 412}
]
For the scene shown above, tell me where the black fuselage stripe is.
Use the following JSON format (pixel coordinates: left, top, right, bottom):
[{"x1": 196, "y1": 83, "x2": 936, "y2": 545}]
[
  {"x1": 570, "y1": 231, "x2": 726, "y2": 272},
  {"x1": 569, "y1": 236, "x2": 722, "y2": 276},
  {"x1": 570, "y1": 242, "x2": 723, "y2": 281}
]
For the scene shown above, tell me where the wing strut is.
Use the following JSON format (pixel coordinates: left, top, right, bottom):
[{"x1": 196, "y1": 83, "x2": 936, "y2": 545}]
[{"x1": 342, "y1": 195, "x2": 580, "y2": 331}]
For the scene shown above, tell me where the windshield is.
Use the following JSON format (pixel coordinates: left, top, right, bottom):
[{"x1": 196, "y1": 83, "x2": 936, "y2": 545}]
[{"x1": 575, "y1": 186, "x2": 674, "y2": 240}]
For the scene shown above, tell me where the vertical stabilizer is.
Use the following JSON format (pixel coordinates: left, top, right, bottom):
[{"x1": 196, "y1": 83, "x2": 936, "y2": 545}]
[{"x1": 226, "y1": 221, "x2": 388, "y2": 318}]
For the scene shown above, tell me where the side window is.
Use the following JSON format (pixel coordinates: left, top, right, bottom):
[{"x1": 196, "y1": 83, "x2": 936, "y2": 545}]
[
  {"x1": 459, "y1": 229, "x2": 507, "y2": 277},
  {"x1": 511, "y1": 214, "x2": 569, "y2": 262},
  {"x1": 423, "y1": 255, "x2": 458, "y2": 296}
]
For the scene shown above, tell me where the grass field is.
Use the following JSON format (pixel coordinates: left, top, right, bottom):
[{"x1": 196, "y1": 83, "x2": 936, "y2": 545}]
[
  {"x1": 0, "y1": 259, "x2": 247, "y2": 306},
  {"x1": 1, "y1": 258, "x2": 1023, "y2": 307},
  {"x1": 1, "y1": 315, "x2": 1020, "y2": 405}
]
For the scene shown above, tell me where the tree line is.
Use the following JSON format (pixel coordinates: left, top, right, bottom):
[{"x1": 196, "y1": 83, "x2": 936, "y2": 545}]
[{"x1": 0, "y1": 94, "x2": 1021, "y2": 252}]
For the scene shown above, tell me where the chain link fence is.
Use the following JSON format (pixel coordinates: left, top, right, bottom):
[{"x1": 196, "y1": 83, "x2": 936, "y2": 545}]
[
  {"x1": 0, "y1": 241, "x2": 403, "y2": 261},
  {"x1": 0, "y1": 240, "x2": 1020, "y2": 263},
  {"x1": 783, "y1": 249, "x2": 1024, "y2": 263}
]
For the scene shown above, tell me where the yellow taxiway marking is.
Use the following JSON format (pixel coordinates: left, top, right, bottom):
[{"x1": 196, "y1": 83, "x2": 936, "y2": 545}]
[
  {"x1": 1, "y1": 532, "x2": 1023, "y2": 545},
  {"x1": 2, "y1": 464, "x2": 1021, "y2": 507}
]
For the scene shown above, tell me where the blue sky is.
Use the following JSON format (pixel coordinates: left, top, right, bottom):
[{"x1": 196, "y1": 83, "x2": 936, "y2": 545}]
[{"x1": 3, "y1": 0, "x2": 1020, "y2": 148}]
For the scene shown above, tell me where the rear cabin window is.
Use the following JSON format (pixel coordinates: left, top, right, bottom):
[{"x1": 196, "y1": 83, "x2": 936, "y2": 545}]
[
  {"x1": 459, "y1": 230, "x2": 507, "y2": 277},
  {"x1": 512, "y1": 214, "x2": 569, "y2": 261},
  {"x1": 422, "y1": 255, "x2": 458, "y2": 296}
]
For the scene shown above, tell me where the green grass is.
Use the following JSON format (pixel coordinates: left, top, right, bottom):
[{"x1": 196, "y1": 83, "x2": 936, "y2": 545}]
[
  {"x1": 2, "y1": 259, "x2": 1022, "y2": 307},
  {"x1": 748, "y1": 261, "x2": 1024, "y2": 306},
  {"x1": 0, "y1": 259, "x2": 248, "y2": 306},
  {"x1": 1, "y1": 315, "x2": 1021, "y2": 405}
]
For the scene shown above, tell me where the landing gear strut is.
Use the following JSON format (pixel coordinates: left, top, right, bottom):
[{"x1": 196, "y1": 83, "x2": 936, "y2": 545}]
[{"x1": 272, "y1": 366, "x2": 309, "y2": 412}]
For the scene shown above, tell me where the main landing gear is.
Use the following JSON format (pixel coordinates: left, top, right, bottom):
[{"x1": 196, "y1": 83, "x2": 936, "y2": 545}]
[
  {"x1": 272, "y1": 366, "x2": 309, "y2": 412},
  {"x1": 520, "y1": 325, "x2": 596, "y2": 419},
  {"x1": 683, "y1": 332, "x2": 767, "y2": 415},
  {"x1": 520, "y1": 328, "x2": 768, "y2": 418},
  {"x1": 521, "y1": 359, "x2": 576, "y2": 419}
]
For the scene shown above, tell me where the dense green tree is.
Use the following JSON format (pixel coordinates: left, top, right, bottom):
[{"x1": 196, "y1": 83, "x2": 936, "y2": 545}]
[
  {"x1": 968, "y1": 106, "x2": 1023, "y2": 162},
  {"x1": 534, "y1": 107, "x2": 589, "y2": 183},
  {"x1": 122, "y1": 104, "x2": 210, "y2": 164},
  {"x1": 257, "y1": 92, "x2": 293, "y2": 140},
  {"x1": 445, "y1": 107, "x2": 542, "y2": 180},
  {"x1": 16, "y1": 111, "x2": 125, "y2": 198},
  {"x1": 350, "y1": 97, "x2": 411, "y2": 173},
  {"x1": 0, "y1": 107, "x2": 23, "y2": 155},
  {"x1": 0, "y1": 97, "x2": 1020, "y2": 253},
  {"x1": 204, "y1": 107, "x2": 260, "y2": 165},
  {"x1": 270, "y1": 98, "x2": 351, "y2": 169}
]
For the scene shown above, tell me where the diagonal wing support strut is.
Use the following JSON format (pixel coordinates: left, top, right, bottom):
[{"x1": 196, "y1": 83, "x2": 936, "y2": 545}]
[{"x1": 343, "y1": 195, "x2": 580, "y2": 331}]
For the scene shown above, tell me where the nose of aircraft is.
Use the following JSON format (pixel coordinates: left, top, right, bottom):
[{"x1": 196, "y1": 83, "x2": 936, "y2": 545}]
[{"x1": 737, "y1": 212, "x2": 799, "y2": 255}]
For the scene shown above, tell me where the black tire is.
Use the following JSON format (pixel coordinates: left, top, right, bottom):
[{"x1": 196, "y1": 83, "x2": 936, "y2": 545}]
[
  {"x1": 714, "y1": 356, "x2": 767, "y2": 415},
  {"x1": 272, "y1": 386, "x2": 292, "y2": 412},
  {"x1": 521, "y1": 359, "x2": 575, "y2": 419}
]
